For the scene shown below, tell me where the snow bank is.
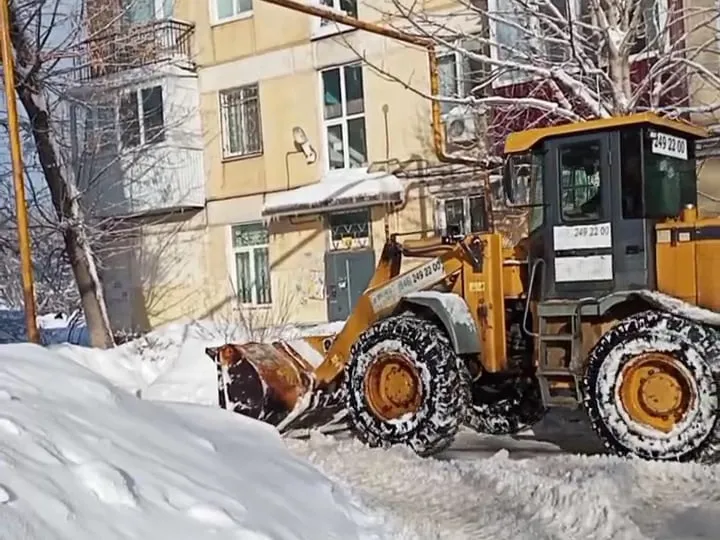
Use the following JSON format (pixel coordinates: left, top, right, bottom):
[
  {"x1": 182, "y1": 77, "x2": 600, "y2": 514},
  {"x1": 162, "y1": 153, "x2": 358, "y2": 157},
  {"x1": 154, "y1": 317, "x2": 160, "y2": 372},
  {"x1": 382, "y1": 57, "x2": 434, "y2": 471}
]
[
  {"x1": 53, "y1": 318, "x2": 346, "y2": 406},
  {"x1": 0, "y1": 343, "x2": 389, "y2": 540}
]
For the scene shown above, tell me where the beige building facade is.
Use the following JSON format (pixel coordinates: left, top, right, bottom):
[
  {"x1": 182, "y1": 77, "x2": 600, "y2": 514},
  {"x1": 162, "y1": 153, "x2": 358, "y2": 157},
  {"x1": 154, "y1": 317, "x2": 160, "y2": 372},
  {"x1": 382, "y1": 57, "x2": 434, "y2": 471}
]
[
  {"x1": 77, "y1": 0, "x2": 720, "y2": 333},
  {"x1": 190, "y1": 0, "x2": 487, "y2": 328},
  {"x1": 78, "y1": 0, "x2": 487, "y2": 332}
]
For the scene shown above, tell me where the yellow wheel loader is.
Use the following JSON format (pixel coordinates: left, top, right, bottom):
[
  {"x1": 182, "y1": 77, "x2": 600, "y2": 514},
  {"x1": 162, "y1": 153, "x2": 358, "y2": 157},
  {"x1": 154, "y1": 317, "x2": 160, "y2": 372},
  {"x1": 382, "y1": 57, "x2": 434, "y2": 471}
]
[{"x1": 206, "y1": 112, "x2": 720, "y2": 463}]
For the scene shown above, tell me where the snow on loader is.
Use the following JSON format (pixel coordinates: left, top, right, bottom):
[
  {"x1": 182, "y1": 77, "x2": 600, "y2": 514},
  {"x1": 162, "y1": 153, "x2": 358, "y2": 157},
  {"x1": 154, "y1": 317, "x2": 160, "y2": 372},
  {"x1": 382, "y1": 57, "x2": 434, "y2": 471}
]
[{"x1": 207, "y1": 113, "x2": 720, "y2": 463}]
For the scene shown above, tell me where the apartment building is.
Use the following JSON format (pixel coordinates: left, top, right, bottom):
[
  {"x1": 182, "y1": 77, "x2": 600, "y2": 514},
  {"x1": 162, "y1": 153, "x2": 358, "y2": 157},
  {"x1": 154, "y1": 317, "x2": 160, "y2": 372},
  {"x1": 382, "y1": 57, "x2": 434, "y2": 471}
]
[{"x1": 73, "y1": 0, "x2": 488, "y2": 331}]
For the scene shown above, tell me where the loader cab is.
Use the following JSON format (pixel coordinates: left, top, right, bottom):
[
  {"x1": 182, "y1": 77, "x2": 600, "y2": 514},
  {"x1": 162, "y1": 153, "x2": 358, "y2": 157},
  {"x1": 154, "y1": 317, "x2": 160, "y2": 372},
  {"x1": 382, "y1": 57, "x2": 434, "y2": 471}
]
[{"x1": 502, "y1": 113, "x2": 708, "y2": 301}]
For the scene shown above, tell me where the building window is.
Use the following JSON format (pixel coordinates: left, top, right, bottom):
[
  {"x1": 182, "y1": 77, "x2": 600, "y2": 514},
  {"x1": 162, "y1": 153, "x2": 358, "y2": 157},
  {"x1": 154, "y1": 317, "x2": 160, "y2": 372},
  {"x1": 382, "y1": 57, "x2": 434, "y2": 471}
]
[
  {"x1": 328, "y1": 209, "x2": 371, "y2": 250},
  {"x1": 117, "y1": 85, "x2": 165, "y2": 148},
  {"x1": 436, "y1": 196, "x2": 487, "y2": 235},
  {"x1": 488, "y1": 0, "x2": 667, "y2": 88},
  {"x1": 629, "y1": 0, "x2": 663, "y2": 55},
  {"x1": 438, "y1": 35, "x2": 488, "y2": 115},
  {"x1": 213, "y1": 0, "x2": 253, "y2": 22},
  {"x1": 321, "y1": 64, "x2": 367, "y2": 170},
  {"x1": 318, "y1": 0, "x2": 357, "y2": 26},
  {"x1": 122, "y1": 0, "x2": 168, "y2": 22},
  {"x1": 231, "y1": 222, "x2": 272, "y2": 305},
  {"x1": 220, "y1": 84, "x2": 263, "y2": 158}
]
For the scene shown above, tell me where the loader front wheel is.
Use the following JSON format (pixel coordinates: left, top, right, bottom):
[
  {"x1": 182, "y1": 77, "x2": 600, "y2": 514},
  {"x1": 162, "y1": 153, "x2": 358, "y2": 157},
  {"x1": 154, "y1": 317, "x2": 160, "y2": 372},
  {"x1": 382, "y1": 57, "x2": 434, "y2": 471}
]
[
  {"x1": 583, "y1": 310, "x2": 720, "y2": 463},
  {"x1": 343, "y1": 315, "x2": 470, "y2": 457}
]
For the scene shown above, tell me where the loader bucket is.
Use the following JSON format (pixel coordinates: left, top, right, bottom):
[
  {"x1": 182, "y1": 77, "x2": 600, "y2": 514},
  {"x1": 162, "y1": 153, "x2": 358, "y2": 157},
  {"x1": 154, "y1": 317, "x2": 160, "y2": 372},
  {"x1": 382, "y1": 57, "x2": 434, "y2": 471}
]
[{"x1": 206, "y1": 338, "x2": 347, "y2": 435}]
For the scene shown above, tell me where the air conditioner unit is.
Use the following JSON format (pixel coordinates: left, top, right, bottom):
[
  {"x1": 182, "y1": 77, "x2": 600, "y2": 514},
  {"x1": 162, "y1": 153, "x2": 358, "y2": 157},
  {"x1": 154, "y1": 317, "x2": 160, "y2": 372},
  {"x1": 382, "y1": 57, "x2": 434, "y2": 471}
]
[{"x1": 444, "y1": 106, "x2": 479, "y2": 145}]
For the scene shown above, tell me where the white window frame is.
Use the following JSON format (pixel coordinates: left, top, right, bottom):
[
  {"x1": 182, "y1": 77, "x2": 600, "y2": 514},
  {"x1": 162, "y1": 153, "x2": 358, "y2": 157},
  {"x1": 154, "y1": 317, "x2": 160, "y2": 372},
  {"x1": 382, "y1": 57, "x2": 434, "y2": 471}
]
[
  {"x1": 219, "y1": 83, "x2": 263, "y2": 159},
  {"x1": 319, "y1": 63, "x2": 367, "y2": 171},
  {"x1": 228, "y1": 222, "x2": 272, "y2": 307},
  {"x1": 487, "y1": 0, "x2": 669, "y2": 89},
  {"x1": 311, "y1": 0, "x2": 357, "y2": 39},
  {"x1": 121, "y1": 85, "x2": 165, "y2": 148},
  {"x1": 435, "y1": 194, "x2": 487, "y2": 235},
  {"x1": 437, "y1": 34, "x2": 487, "y2": 116},
  {"x1": 122, "y1": 0, "x2": 170, "y2": 22},
  {"x1": 210, "y1": 0, "x2": 253, "y2": 26},
  {"x1": 88, "y1": 84, "x2": 165, "y2": 152}
]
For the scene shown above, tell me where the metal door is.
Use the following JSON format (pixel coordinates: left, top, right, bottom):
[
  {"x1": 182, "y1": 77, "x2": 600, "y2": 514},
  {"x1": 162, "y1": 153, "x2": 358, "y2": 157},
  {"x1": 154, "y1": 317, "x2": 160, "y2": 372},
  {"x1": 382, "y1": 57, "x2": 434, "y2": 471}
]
[{"x1": 325, "y1": 249, "x2": 376, "y2": 322}]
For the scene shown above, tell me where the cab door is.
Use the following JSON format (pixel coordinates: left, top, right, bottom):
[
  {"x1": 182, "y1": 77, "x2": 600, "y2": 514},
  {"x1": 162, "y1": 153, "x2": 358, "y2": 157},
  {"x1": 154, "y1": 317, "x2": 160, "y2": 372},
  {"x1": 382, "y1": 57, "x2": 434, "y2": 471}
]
[{"x1": 541, "y1": 132, "x2": 615, "y2": 300}]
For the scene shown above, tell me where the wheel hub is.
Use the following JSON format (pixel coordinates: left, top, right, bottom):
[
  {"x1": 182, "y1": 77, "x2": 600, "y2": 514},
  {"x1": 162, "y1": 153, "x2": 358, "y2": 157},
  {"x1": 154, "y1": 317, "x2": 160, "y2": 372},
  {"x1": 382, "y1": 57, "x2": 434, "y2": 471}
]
[
  {"x1": 618, "y1": 352, "x2": 695, "y2": 433},
  {"x1": 364, "y1": 353, "x2": 422, "y2": 421}
]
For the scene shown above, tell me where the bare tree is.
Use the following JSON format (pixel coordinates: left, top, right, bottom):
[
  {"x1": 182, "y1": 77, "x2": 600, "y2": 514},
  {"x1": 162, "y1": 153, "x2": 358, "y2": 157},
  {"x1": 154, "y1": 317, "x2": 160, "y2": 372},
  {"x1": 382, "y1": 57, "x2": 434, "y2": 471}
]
[{"x1": 1, "y1": 0, "x2": 202, "y2": 346}]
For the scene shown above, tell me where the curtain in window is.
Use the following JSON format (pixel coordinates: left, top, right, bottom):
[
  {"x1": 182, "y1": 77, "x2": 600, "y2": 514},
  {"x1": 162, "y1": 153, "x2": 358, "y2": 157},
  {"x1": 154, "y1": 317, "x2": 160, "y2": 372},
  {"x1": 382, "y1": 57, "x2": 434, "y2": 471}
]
[{"x1": 254, "y1": 247, "x2": 271, "y2": 304}]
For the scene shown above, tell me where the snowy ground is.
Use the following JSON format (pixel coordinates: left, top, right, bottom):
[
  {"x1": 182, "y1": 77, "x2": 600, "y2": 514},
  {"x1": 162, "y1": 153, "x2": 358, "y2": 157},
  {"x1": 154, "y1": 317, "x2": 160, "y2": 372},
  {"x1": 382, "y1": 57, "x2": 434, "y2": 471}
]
[
  {"x1": 6, "y1": 316, "x2": 720, "y2": 539},
  {"x1": 288, "y1": 429, "x2": 720, "y2": 540}
]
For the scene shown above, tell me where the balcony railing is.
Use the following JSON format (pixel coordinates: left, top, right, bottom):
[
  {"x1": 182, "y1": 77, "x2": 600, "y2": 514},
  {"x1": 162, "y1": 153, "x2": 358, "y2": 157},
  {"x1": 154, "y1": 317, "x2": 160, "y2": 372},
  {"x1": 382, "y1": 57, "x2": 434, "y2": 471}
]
[{"x1": 74, "y1": 19, "x2": 195, "y2": 82}]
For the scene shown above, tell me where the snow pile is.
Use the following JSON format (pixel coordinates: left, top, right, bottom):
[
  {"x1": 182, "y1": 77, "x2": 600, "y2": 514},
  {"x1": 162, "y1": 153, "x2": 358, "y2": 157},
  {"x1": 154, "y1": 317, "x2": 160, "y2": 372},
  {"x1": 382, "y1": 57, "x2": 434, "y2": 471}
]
[
  {"x1": 52, "y1": 318, "x2": 346, "y2": 406},
  {"x1": 0, "y1": 343, "x2": 391, "y2": 539},
  {"x1": 263, "y1": 167, "x2": 404, "y2": 216}
]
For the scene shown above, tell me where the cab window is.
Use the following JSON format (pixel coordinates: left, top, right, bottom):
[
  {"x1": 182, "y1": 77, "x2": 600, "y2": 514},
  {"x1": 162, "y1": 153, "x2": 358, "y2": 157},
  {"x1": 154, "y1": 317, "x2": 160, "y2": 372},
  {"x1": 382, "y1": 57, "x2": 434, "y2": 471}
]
[
  {"x1": 559, "y1": 141, "x2": 602, "y2": 222},
  {"x1": 643, "y1": 130, "x2": 696, "y2": 218}
]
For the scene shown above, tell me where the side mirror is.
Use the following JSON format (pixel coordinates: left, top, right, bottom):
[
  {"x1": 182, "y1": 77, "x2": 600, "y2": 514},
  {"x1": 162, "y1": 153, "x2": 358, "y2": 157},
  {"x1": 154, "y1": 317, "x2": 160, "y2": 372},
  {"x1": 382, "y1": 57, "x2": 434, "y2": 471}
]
[{"x1": 502, "y1": 158, "x2": 515, "y2": 204}]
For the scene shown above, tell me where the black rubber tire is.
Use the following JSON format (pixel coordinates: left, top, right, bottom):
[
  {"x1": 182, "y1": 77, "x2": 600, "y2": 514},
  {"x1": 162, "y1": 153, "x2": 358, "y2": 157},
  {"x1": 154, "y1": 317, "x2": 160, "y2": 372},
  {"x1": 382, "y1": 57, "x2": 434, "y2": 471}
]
[
  {"x1": 583, "y1": 310, "x2": 720, "y2": 463},
  {"x1": 465, "y1": 375, "x2": 547, "y2": 435},
  {"x1": 343, "y1": 315, "x2": 471, "y2": 457}
]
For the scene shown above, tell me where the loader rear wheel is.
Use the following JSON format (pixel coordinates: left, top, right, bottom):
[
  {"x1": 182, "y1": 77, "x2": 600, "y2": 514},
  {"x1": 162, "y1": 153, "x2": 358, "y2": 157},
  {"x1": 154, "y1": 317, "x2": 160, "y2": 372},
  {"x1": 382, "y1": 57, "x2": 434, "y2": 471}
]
[
  {"x1": 465, "y1": 375, "x2": 546, "y2": 435},
  {"x1": 583, "y1": 310, "x2": 720, "y2": 463},
  {"x1": 343, "y1": 315, "x2": 470, "y2": 457}
]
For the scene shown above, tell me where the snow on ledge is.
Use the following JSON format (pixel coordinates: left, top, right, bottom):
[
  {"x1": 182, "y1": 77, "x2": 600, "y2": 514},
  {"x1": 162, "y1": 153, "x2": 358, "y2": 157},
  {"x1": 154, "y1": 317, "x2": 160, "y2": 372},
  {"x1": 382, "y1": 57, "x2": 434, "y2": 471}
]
[{"x1": 262, "y1": 167, "x2": 404, "y2": 217}]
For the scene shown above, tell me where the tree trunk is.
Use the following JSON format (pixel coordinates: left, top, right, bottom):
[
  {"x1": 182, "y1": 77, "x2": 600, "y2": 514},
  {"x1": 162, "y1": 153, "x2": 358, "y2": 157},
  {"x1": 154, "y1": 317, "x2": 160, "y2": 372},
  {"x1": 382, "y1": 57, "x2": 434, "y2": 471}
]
[
  {"x1": 62, "y1": 228, "x2": 116, "y2": 348},
  {"x1": 16, "y1": 87, "x2": 115, "y2": 348}
]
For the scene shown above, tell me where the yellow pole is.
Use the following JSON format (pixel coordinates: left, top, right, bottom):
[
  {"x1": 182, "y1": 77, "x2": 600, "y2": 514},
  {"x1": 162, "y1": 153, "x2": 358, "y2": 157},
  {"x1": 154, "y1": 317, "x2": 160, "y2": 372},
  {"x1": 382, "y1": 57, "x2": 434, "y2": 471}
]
[{"x1": 0, "y1": 0, "x2": 40, "y2": 344}]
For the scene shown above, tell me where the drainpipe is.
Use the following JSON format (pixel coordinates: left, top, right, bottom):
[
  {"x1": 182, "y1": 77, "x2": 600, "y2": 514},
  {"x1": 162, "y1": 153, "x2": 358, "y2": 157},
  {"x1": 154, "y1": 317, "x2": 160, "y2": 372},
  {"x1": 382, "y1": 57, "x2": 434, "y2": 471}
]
[{"x1": 261, "y1": 0, "x2": 478, "y2": 166}]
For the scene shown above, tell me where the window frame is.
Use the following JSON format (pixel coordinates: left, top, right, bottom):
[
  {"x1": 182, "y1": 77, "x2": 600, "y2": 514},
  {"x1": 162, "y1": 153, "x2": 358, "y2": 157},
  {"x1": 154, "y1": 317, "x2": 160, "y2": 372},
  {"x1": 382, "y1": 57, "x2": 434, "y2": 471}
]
[
  {"x1": 311, "y1": 0, "x2": 358, "y2": 39},
  {"x1": 435, "y1": 194, "x2": 487, "y2": 235},
  {"x1": 121, "y1": 0, "x2": 170, "y2": 23},
  {"x1": 327, "y1": 208, "x2": 372, "y2": 251},
  {"x1": 219, "y1": 83, "x2": 264, "y2": 160},
  {"x1": 229, "y1": 222, "x2": 272, "y2": 307},
  {"x1": 319, "y1": 63, "x2": 368, "y2": 171},
  {"x1": 437, "y1": 34, "x2": 488, "y2": 117},
  {"x1": 557, "y1": 138, "x2": 605, "y2": 224},
  {"x1": 210, "y1": 0, "x2": 253, "y2": 26},
  {"x1": 88, "y1": 83, "x2": 166, "y2": 152}
]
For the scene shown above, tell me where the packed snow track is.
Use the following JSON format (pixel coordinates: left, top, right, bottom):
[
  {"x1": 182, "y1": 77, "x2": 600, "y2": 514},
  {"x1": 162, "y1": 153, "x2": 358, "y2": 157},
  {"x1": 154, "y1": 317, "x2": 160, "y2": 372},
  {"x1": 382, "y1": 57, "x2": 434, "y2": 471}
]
[{"x1": 287, "y1": 418, "x2": 720, "y2": 540}]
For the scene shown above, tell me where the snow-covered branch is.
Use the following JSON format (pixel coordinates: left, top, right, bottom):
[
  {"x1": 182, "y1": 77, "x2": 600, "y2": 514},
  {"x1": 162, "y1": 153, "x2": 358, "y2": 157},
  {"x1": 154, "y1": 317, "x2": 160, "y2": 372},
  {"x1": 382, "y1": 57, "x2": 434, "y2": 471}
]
[{"x1": 340, "y1": 0, "x2": 720, "y2": 158}]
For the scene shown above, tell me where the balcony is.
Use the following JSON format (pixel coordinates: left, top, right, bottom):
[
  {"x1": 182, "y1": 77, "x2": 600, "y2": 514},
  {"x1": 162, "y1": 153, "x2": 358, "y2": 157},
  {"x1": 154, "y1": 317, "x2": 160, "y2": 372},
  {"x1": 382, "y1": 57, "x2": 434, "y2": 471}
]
[
  {"x1": 74, "y1": 18, "x2": 195, "y2": 82},
  {"x1": 71, "y1": 74, "x2": 205, "y2": 218},
  {"x1": 82, "y1": 145, "x2": 205, "y2": 218}
]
